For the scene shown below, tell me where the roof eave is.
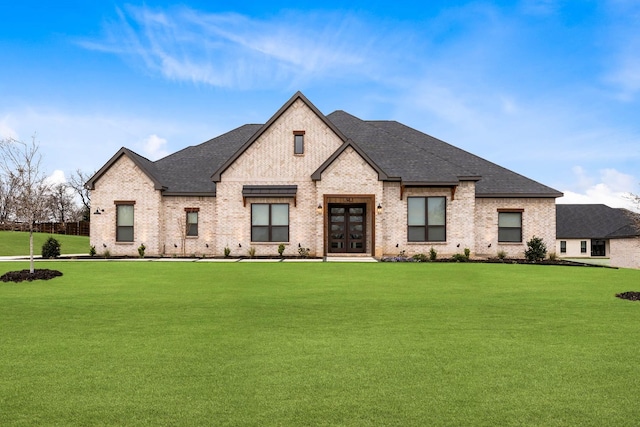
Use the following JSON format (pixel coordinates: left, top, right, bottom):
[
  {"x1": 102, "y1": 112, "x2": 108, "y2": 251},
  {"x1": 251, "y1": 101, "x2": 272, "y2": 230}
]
[
  {"x1": 476, "y1": 192, "x2": 564, "y2": 198},
  {"x1": 85, "y1": 147, "x2": 164, "y2": 191}
]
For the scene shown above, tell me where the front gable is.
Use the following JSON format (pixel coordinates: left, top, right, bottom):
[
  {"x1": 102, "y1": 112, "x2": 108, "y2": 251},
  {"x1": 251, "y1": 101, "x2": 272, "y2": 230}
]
[
  {"x1": 212, "y1": 92, "x2": 347, "y2": 182},
  {"x1": 86, "y1": 147, "x2": 165, "y2": 191}
]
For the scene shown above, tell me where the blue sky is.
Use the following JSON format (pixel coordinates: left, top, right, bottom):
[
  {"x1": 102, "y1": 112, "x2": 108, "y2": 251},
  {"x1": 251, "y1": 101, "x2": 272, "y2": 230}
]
[{"x1": 1, "y1": 1, "x2": 639, "y2": 209}]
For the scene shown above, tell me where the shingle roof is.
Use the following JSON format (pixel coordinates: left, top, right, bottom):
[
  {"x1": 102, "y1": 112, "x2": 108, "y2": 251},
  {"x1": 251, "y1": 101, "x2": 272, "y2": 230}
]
[
  {"x1": 556, "y1": 204, "x2": 640, "y2": 239},
  {"x1": 90, "y1": 92, "x2": 563, "y2": 198}
]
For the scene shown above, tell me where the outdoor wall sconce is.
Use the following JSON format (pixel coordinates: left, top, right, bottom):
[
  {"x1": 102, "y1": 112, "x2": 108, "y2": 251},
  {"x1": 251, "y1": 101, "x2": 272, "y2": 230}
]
[
  {"x1": 238, "y1": 243, "x2": 242, "y2": 248},
  {"x1": 94, "y1": 208, "x2": 104, "y2": 215},
  {"x1": 488, "y1": 243, "x2": 492, "y2": 248},
  {"x1": 317, "y1": 204, "x2": 323, "y2": 213},
  {"x1": 377, "y1": 203, "x2": 383, "y2": 214},
  {"x1": 205, "y1": 243, "x2": 209, "y2": 248},
  {"x1": 103, "y1": 243, "x2": 107, "y2": 248},
  {"x1": 174, "y1": 244, "x2": 177, "y2": 248}
]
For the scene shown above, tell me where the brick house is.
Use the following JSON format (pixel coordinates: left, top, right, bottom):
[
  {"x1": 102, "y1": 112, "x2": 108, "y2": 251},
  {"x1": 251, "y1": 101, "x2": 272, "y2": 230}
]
[
  {"x1": 87, "y1": 92, "x2": 562, "y2": 258},
  {"x1": 556, "y1": 204, "x2": 640, "y2": 269}
]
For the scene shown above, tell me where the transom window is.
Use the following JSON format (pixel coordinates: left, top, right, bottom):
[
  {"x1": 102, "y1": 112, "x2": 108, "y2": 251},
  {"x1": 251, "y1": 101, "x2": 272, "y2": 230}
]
[
  {"x1": 407, "y1": 197, "x2": 446, "y2": 242},
  {"x1": 116, "y1": 203, "x2": 134, "y2": 242},
  {"x1": 498, "y1": 211, "x2": 522, "y2": 242},
  {"x1": 186, "y1": 208, "x2": 199, "y2": 237},
  {"x1": 251, "y1": 203, "x2": 289, "y2": 242}
]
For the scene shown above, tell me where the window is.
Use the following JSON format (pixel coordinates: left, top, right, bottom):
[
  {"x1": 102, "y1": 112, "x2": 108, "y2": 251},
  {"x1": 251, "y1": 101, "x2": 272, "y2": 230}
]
[
  {"x1": 294, "y1": 131, "x2": 305, "y2": 154},
  {"x1": 116, "y1": 203, "x2": 134, "y2": 242},
  {"x1": 498, "y1": 211, "x2": 522, "y2": 242},
  {"x1": 186, "y1": 209, "x2": 199, "y2": 237},
  {"x1": 560, "y1": 241, "x2": 566, "y2": 253},
  {"x1": 580, "y1": 241, "x2": 587, "y2": 253},
  {"x1": 407, "y1": 197, "x2": 446, "y2": 242},
  {"x1": 251, "y1": 203, "x2": 289, "y2": 242}
]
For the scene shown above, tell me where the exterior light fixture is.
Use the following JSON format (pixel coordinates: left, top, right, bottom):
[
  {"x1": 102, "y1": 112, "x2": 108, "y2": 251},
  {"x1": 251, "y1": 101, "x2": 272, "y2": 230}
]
[
  {"x1": 377, "y1": 203, "x2": 383, "y2": 214},
  {"x1": 94, "y1": 208, "x2": 104, "y2": 215},
  {"x1": 317, "y1": 204, "x2": 323, "y2": 213}
]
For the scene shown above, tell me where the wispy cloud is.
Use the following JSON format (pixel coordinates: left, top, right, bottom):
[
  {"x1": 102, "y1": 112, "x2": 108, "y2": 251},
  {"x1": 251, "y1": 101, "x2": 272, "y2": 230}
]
[
  {"x1": 140, "y1": 134, "x2": 169, "y2": 160},
  {"x1": 558, "y1": 167, "x2": 639, "y2": 210},
  {"x1": 79, "y1": 6, "x2": 380, "y2": 89}
]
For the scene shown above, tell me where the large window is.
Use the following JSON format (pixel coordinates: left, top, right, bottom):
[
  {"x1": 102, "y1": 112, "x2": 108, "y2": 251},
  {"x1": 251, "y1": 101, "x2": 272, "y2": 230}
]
[
  {"x1": 251, "y1": 203, "x2": 289, "y2": 242},
  {"x1": 186, "y1": 209, "x2": 199, "y2": 237},
  {"x1": 498, "y1": 211, "x2": 522, "y2": 242},
  {"x1": 407, "y1": 197, "x2": 446, "y2": 242},
  {"x1": 116, "y1": 203, "x2": 134, "y2": 242}
]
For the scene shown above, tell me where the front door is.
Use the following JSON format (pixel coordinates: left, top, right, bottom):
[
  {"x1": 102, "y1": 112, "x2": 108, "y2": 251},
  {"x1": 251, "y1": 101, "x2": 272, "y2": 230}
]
[{"x1": 328, "y1": 204, "x2": 366, "y2": 253}]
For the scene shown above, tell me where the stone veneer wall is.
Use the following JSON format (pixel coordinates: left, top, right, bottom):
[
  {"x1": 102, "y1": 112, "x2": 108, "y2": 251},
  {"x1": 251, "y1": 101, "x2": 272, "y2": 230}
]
[
  {"x1": 610, "y1": 238, "x2": 640, "y2": 269},
  {"x1": 474, "y1": 198, "x2": 557, "y2": 258},
  {"x1": 90, "y1": 155, "x2": 163, "y2": 256}
]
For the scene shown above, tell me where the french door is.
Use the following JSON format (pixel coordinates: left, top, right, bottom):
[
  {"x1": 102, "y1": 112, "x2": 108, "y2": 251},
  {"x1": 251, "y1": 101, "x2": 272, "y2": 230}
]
[{"x1": 328, "y1": 204, "x2": 366, "y2": 253}]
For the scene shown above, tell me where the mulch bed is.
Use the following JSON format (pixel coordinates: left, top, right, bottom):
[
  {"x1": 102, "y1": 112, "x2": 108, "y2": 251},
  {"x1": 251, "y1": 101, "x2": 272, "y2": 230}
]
[
  {"x1": 0, "y1": 269, "x2": 63, "y2": 283},
  {"x1": 616, "y1": 291, "x2": 640, "y2": 301}
]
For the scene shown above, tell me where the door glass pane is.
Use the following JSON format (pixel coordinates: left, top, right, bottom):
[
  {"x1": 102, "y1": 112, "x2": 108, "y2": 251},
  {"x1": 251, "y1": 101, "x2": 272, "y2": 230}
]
[
  {"x1": 428, "y1": 197, "x2": 445, "y2": 226},
  {"x1": 408, "y1": 198, "x2": 425, "y2": 226},
  {"x1": 331, "y1": 224, "x2": 344, "y2": 231},
  {"x1": 331, "y1": 242, "x2": 344, "y2": 249},
  {"x1": 252, "y1": 205, "x2": 269, "y2": 226},
  {"x1": 498, "y1": 212, "x2": 521, "y2": 227},
  {"x1": 331, "y1": 216, "x2": 344, "y2": 222},
  {"x1": 331, "y1": 207, "x2": 345, "y2": 214},
  {"x1": 350, "y1": 224, "x2": 362, "y2": 232},
  {"x1": 117, "y1": 205, "x2": 134, "y2": 226},
  {"x1": 349, "y1": 208, "x2": 363, "y2": 214},
  {"x1": 271, "y1": 204, "x2": 289, "y2": 226},
  {"x1": 349, "y1": 216, "x2": 363, "y2": 222}
]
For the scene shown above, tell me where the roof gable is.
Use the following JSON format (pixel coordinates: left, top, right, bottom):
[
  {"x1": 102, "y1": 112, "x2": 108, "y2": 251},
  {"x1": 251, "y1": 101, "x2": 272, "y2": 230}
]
[
  {"x1": 311, "y1": 139, "x2": 394, "y2": 181},
  {"x1": 211, "y1": 92, "x2": 348, "y2": 182},
  {"x1": 86, "y1": 147, "x2": 165, "y2": 191},
  {"x1": 556, "y1": 204, "x2": 640, "y2": 239}
]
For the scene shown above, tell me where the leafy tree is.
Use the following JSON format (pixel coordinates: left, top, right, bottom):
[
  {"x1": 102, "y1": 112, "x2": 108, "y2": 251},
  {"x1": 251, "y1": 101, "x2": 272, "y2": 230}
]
[{"x1": 0, "y1": 136, "x2": 51, "y2": 273}]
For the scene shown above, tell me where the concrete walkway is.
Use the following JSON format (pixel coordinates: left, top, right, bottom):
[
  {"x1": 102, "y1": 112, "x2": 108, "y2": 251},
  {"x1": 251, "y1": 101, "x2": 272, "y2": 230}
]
[{"x1": 0, "y1": 255, "x2": 379, "y2": 263}]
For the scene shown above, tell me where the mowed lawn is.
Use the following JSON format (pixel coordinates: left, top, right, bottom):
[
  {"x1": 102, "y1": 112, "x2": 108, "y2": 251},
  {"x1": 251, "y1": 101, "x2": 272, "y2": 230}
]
[
  {"x1": 0, "y1": 231, "x2": 90, "y2": 256},
  {"x1": 1, "y1": 262, "x2": 639, "y2": 426}
]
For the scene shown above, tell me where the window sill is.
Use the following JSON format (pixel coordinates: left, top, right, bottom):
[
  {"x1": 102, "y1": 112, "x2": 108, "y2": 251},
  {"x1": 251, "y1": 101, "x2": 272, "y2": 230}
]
[
  {"x1": 406, "y1": 242, "x2": 447, "y2": 245},
  {"x1": 250, "y1": 242, "x2": 290, "y2": 245},
  {"x1": 186, "y1": 236, "x2": 199, "y2": 239},
  {"x1": 115, "y1": 242, "x2": 134, "y2": 245},
  {"x1": 497, "y1": 242, "x2": 523, "y2": 245}
]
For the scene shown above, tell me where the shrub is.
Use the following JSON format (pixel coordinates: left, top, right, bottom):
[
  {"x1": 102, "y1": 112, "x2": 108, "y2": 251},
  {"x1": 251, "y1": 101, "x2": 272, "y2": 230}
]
[
  {"x1": 429, "y1": 247, "x2": 437, "y2": 261},
  {"x1": 224, "y1": 247, "x2": 231, "y2": 258},
  {"x1": 464, "y1": 248, "x2": 471, "y2": 259},
  {"x1": 497, "y1": 250, "x2": 507, "y2": 260},
  {"x1": 103, "y1": 249, "x2": 111, "y2": 259},
  {"x1": 41, "y1": 237, "x2": 61, "y2": 259},
  {"x1": 412, "y1": 253, "x2": 428, "y2": 262},
  {"x1": 451, "y1": 253, "x2": 468, "y2": 262},
  {"x1": 278, "y1": 243, "x2": 285, "y2": 257},
  {"x1": 138, "y1": 243, "x2": 146, "y2": 258},
  {"x1": 548, "y1": 252, "x2": 557, "y2": 261},
  {"x1": 89, "y1": 245, "x2": 96, "y2": 257},
  {"x1": 248, "y1": 247, "x2": 256, "y2": 258},
  {"x1": 298, "y1": 247, "x2": 310, "y2": 258},
  {"x1": 524, "y1": 236, "x2": 547, "y2": 262}
]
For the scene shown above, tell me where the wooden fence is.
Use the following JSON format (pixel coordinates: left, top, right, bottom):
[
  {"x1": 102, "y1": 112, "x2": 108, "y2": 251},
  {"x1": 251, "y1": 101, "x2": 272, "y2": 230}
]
[{"x1": 0, "y1": 221, "x2": 90, "y2": 236}]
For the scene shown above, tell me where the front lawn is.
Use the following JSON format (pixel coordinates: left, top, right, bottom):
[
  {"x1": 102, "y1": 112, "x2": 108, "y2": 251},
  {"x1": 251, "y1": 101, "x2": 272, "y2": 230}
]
[
  {"x1": 0, "y1": 231, "x2": 90, "y2": 256},
  {"x1": 1, "y1": 262, "x2": 639, "y2": 426}
]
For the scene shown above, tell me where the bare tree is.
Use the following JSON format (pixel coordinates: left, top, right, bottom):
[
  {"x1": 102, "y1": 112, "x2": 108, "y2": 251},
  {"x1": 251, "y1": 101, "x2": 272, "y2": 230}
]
[
  {"x1": 68, "y1": 169, "x2": 93, "y2": 220},
  {"x1": 0, "y1": 136, "x2": 51, "y2": 273},
  {"x1": 627, "y1": 192, "x2": 640, "y2": 233},
  {"x1": 47, "y1": 182, "x2": 77, "y2": 223},
  {"x1": 0, "y1": 173, "x2": 19, "y2": 223}
]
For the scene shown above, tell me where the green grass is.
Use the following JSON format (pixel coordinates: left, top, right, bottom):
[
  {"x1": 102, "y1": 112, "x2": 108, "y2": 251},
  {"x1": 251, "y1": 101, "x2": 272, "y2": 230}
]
[
  {"x1": 0, "y1": 231, "x2": 90, "y2": 256},
  {"x1": 1, "y1": 262, "x2": 639, "y2": 426}
]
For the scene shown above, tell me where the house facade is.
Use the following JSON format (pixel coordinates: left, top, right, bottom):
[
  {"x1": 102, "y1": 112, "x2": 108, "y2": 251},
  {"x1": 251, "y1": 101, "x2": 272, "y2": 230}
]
[
  {"x1": 87, "y1": 92, "x2": 562, "y2": 258},
  {"x1": 556, "y1": 204, "x2": 640, "y2": 269}
]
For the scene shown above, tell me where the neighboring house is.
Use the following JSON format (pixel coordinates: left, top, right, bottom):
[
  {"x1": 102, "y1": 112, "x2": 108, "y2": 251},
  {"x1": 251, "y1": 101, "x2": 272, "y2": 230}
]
[
  {"x1": 87, "y1": 92, "x2": 562, "y2": 258},
  {"x1": 556, "y1": 204, "x2": 640, "y2": 269}
]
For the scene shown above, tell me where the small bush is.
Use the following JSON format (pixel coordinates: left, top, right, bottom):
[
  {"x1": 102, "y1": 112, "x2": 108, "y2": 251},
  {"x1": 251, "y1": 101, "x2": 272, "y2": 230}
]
[
  {"x1": 224, "y1": 247, "x2": 231, "y2": 258},
  {"x1": 464, "y1": 248, "x2": 471, "y2": 259},
  {"x1": 497, "y1": 250, "x2": 507, "y2": 260},
  {"x1": 138, "y1": 243, "x2": 146, "y2": 258},
  {"x1": 41, "y1": 237, "x2": 61, "y2": 259},
  {"x1": 278, "y1": 243, "x2": 285, "y2": 257},
  {"x1": 412, "y1": 253, "x2": 428, "y2": 262},
  {"x1": 548, "y1": 252, "x2": 557, "y2": 261},
  {"x1": 89, "y1": 245, "x2": 96, "y2": 257},
  {"x1": 298, "y1": 247, "x2": 310, "y2": 258},
  {"x1": 103, "y1": 249, "x2": 111, "y2": 259},
  {"x1": 429, "y1": 247, "x2": 437, "y2": 261},
  {"x1": 451, "y1": 253, "x2": 468, "y2": 262},
  {"x1": 524, "y1": 236, "x2": 547, "y2": 262},
  {"x1": 248, "y1": 246, "x2": 256, "y2": 258}
]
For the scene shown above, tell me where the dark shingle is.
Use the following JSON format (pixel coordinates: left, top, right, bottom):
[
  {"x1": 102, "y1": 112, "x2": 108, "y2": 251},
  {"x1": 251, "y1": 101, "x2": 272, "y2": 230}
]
[{"x1": 556, "y1": 204, "x2": 639, "y2": 239}]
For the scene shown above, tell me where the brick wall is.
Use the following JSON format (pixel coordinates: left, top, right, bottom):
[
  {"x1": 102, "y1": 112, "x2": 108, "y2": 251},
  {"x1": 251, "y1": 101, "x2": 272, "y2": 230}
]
[
  {"x1": 161, "y1": 196, "x2": 216, "y2": 256},
  {"x1": 610, "y1": 238, "x2": 640, "y2": 269},
  {"x1": 475, "y1": 198, "x2": 556, "y2": 258},
  {"x1": 90, "y1": 155, "x2": 163, "y2": 256}
]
